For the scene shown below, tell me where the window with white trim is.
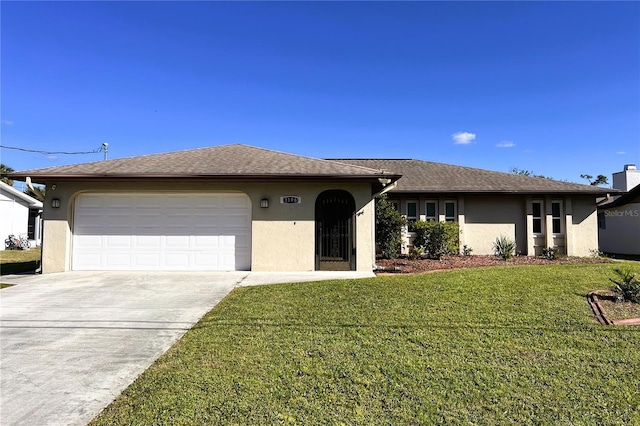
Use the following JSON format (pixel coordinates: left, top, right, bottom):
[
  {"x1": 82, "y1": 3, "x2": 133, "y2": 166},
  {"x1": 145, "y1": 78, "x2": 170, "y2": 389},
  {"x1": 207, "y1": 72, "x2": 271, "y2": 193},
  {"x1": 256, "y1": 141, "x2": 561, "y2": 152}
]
[
  {"x1": 406, "y1": 201, "x2": 418, "y2": 230},
  {"x1": 552, "y1": 201, "x2": 562, "y2": 234},
  {"x1": 532, "y1": 201, "x2": 544, "y2": 234},
  {"x1": 444, "y1": 201, "x2": 456, "y2": 222},
  {"x1": 425, "y1": 201, "x2": 437, "y2": 221}
]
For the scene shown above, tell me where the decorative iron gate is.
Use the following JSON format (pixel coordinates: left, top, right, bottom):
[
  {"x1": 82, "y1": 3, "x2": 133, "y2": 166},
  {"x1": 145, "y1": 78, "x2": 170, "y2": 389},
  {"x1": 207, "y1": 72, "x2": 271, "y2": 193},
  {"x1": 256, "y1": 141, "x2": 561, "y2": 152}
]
[{"x1": 315, "y1": 190, "x2": 356, "y2": 271}]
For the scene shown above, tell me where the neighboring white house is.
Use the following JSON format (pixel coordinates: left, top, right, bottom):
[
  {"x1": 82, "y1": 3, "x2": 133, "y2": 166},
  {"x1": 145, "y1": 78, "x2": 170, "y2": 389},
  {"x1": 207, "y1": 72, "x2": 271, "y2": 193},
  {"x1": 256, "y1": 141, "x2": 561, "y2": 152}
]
[
  {"x1": 598, "y1": 164, "x2": 640, "y2": 256},
  {"x1": 0, "y1": 181, "x2": 43, "y2": 250}
]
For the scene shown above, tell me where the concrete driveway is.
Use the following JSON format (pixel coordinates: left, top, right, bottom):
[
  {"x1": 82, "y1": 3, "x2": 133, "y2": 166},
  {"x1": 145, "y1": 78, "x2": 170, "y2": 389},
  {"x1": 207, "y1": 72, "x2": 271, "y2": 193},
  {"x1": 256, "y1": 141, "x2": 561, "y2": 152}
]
[{"x1": 0, "y1": 270, "x2": 373, "y2": 426}]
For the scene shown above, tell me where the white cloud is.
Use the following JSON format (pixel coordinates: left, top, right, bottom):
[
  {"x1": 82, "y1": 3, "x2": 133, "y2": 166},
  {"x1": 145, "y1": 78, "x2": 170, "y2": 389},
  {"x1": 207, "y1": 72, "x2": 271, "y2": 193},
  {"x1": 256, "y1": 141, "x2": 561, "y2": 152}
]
[
  {"x1": 47, "y1": 155, "x2": 58, "y2": 160},
  {"x1": 496, "y1": 141, "x2": 516, "y2": 148},
  {"x1": 452, "y1": 131, "x2": 476, "y2": 145},
  {"x1": 616, "y1": 151, "x2": 626, "y2": 155},
  {"x1": 1, "y1": 120, "x2": 13, "y2": 126}
]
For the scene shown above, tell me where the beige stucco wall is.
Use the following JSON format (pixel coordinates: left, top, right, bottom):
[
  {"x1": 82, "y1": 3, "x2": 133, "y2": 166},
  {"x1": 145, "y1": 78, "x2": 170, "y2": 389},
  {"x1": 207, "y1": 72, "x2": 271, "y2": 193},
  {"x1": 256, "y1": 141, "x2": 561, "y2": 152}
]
[
  {"x1": 463, "y1": 196, "x2": 526, "y2": 255},
  {"x1": 567, "y1": 196, "x2": 599, "y2": 257},
  {"x1": 250, "y1": 182, "x2": 374, "y2": 271},
  {"x1": 40, "y1": 180, "x2": 375, "y2": 273},
  {"x1": 389, "y1": 194, "x2": 599, "y2": 257}
]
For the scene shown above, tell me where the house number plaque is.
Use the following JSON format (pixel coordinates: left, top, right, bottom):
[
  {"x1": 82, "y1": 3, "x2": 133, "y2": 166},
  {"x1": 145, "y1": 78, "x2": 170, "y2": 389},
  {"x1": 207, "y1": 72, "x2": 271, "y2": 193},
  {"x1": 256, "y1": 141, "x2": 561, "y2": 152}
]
[{"x1": 280, "y1": 196, "x2": 301, "y2": 204}]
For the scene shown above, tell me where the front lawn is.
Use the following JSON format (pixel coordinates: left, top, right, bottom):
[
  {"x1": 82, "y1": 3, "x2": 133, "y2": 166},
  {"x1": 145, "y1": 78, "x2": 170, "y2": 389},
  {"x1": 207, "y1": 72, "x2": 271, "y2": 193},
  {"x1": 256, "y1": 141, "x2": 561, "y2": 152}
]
[
  {"x1": 91, "y1": 264, "x2": 640, "y2": 425},
  {"x1": 0, "y1": 246, "x2": 41, "y2": 275}
]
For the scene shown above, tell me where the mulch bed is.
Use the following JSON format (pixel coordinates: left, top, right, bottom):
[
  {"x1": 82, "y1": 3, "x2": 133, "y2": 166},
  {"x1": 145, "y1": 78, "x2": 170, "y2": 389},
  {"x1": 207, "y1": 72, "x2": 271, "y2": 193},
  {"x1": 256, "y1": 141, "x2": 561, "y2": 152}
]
[
  {"x1": 588, "y1": 290, "x2": 640, "y2": 325},
  {"x1": 375, "y1": 255, "x2": 610, "y2": 274}
]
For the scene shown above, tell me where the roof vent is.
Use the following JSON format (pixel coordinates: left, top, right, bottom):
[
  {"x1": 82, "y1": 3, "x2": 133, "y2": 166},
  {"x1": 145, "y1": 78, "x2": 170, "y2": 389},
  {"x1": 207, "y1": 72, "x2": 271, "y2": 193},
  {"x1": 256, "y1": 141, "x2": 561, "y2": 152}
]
[{"x1": 624, "y1": 164, "x2": 637, "y2": 170}]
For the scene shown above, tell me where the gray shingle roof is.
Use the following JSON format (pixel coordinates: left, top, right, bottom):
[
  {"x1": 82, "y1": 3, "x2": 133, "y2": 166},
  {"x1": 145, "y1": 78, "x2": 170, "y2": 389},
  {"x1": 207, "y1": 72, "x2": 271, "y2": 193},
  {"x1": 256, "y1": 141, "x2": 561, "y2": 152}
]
[
  {"x1": 8, "y1": 144, "x2": 395, "y2": 181},
  {"x1": 599, "y1": 184, "x2": 640, "y2": 208},
  {"x1": 333, "y1": 159, "x2": 615, "y2": 195}
]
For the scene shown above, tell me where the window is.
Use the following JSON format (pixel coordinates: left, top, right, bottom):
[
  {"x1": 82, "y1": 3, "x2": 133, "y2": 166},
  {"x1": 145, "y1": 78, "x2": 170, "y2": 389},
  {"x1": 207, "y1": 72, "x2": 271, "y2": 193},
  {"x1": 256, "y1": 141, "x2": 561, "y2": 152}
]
[
  {"x1": 598, "y1": 212, "x2": 606, "y2": 230},
  {"x1": 407, "y1": 201, "x2": 417, "y2": 230},
  {"x1": 444, "y1": 201, "x2": 456, "y2": 222},
  {"x1": 532, "y1": 201, "x2": 543, "y2": 234},
  {"x1": 425, "y1": 201, "x2": 437, "y2": 221},
  {"x1": 27, "y1": 209, "x2": 39, "y2": 240},
  {"x1": 552, "y1": 201, "x2": 562, "y2": 234},
  {"x1": 407, "y1": 202, "x2": 417, "y2": 221}
]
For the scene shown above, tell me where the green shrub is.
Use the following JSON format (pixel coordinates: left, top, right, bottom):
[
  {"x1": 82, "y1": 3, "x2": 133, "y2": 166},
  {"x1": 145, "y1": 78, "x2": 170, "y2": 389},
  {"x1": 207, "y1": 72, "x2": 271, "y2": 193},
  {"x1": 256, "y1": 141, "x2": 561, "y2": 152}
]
[
  {"x1": 462, "y1": 245, "x2": 473, "y2": 256},
  {"x1": 375, "y1": 194, "x2": 406, "y2": 259},
  {"x1": 609, "y1": 267, "x2": 640, "y2": 303},
  {"x1": 493, "y1": 235, "x2": 516, "y2": 260},
  {"x1": 412, "y1": 220, "x2": 459, "y2": 259}
]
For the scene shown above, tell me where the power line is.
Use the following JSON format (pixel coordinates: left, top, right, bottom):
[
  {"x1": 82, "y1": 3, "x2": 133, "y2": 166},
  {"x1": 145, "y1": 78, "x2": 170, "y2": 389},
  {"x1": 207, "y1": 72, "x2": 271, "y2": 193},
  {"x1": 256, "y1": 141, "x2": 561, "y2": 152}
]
[{"x1": 0, "y1": 144, "x2": 106, "y2": 155}]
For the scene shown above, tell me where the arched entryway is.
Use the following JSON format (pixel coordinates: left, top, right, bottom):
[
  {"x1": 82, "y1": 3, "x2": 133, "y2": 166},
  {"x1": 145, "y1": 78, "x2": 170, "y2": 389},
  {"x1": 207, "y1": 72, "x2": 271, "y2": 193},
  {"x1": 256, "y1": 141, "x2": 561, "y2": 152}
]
[{"x1": 315, "y1": 190, "x2": 356, "y2": 271}]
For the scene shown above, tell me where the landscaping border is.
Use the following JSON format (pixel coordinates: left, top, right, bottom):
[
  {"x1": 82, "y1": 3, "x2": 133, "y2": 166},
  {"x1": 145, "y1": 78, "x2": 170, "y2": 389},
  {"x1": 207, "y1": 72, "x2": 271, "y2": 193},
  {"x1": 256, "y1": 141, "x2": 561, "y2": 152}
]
[{"x1": 588, "y1": 291, "x2": 640, "y2": 326}]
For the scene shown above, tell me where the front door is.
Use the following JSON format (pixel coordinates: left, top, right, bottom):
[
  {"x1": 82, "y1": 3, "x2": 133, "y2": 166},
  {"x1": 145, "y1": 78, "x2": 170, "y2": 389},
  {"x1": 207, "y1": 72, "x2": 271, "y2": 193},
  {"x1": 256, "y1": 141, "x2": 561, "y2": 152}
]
[{"x1": 315, "y1": 190, "x2": 356, "y2": 271}]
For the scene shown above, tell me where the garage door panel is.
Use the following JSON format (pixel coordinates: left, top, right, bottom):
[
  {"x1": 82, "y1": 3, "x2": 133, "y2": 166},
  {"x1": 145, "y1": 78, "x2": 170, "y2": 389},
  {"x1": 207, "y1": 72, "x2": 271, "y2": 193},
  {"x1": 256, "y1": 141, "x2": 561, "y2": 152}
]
[
  {"x1": 235, "y1": 235, "x2": 250, "y2": 248},
  {"x1": 224, "y1": 196, "x2": 248, "y2": 207},
  {"x1": 74, "y1": 234, "x2": 103, "y2": 248},
  {"x1": 76, "y1": 214, "x2": 104, "y2": 228},
  {"x1": 76, "y1": 194, "x2": 103, "y2": 207},
  {"x1": 74, "y1": 252, "x2": 102, "y2": 268},
  {"x1": 164, "y1": 253, "x2": 190, "y2": 267},
  {"x1": 194, "y1": 235, "x2": 220, "y2": 248},
  {"x1": 136, "y1": 235, "x2": 162, "y2": 247},
  {"x1": 134, "y1": 253, "x2": 162, "y2": 268},
  {"x1": 105, "y1": 253, "x2": 133, "y2": 268},
  {"x1": 135, "y1": 227, "x2": 165, "y2": 236},
  {"x1": 222, "y1": 253, "x2": 236, "y2": 268},
  {"x1": 223, "y1": 216, "x2": 249, "y2": 228},
  {"x1": 221, "y1": 235, "x2": 236, "y2": 248},
  {"x1": 73, "y1": 193, "x2": 251, "y2": 271},
  {"x1": 166, "y1": 235, "x2": 190, "y2": 247},
  {"x1": 105, "y1": 235, "x2": 132, "y2": 248}
]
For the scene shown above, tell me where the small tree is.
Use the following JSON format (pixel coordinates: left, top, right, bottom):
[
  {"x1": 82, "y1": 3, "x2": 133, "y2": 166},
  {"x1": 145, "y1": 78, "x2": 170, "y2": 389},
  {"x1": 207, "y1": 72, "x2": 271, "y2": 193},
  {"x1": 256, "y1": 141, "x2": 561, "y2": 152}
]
[
  {"x1": 580, "y1": 174, "x2": 609, "y2": 187},
  {"x1": 375, "y1": 194, "x2": 405, "y2": 259}
]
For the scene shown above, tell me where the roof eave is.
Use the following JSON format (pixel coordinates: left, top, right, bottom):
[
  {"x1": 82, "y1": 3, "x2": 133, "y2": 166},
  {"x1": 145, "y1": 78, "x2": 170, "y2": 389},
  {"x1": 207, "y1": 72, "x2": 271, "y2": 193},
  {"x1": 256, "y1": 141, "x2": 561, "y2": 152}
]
[
  {"x1": 388, "y1": 188, "x2": 617, "y2": 196},
  {"x1": 0, "y1": 182, "x2": 43, "y2": 207},
  {"x1": 598, "y1": 185, "x2": 640, "y2": 208},
  {"x1": 8, "y1": 172, "x2": 402, "y2": 185}
]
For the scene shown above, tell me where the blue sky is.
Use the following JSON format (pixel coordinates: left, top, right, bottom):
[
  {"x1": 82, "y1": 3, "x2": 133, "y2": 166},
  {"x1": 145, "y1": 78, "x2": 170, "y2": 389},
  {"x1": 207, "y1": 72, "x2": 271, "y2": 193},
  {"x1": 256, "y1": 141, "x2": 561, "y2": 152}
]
[{"x1": 2, "y1": 1, "x2": 638, "y2": 184}]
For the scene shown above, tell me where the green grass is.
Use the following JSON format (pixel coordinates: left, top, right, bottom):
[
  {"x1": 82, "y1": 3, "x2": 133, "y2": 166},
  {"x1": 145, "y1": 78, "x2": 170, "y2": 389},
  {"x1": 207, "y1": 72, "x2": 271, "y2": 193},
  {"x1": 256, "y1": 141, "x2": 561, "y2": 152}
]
[
  {"x1": 0, "y1": 247, "x2": 41, "y2": 275},
  {"x1": 91, "y1": 264, "x2": 640, "y2": 425}
]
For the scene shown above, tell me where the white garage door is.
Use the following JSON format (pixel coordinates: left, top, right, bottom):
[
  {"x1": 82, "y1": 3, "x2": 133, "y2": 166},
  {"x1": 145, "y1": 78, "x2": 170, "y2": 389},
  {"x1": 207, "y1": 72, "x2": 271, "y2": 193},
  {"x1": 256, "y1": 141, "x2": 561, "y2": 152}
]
[{"x1": 73, "y1": 193, "x2": 251, "y2": 271}]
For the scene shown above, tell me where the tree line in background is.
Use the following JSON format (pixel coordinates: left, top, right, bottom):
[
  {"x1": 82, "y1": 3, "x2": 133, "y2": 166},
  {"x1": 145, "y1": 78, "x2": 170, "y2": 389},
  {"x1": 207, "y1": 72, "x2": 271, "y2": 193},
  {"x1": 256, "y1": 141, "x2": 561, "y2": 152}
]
[{"x1": 510, "y1": 166, "x2": 609, "y2": 187}]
